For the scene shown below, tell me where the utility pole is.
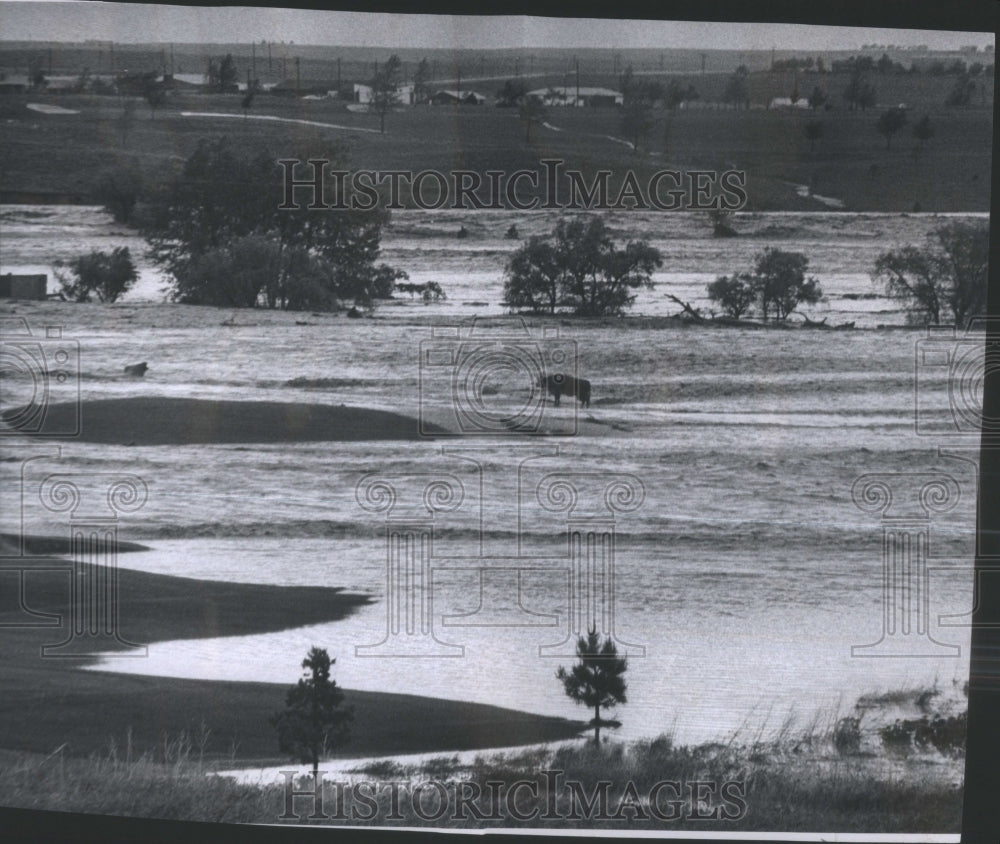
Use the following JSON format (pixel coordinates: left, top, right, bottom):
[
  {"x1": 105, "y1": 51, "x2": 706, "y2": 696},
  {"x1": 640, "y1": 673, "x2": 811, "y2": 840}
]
[
  {"x1": 170, "y1": 43, "x2": 175, "y2": 75},
  {"x1": 337, "y1": 57, "x2": 341, "y2": 92},
  {"x1": 295, "y1": 55, "x2": 300, "y2": 96},
  {"x1": 575, "y1": 55, "x2": 580, "y2": 106},
  {"x1": 701, "y1": 52, "x2": 706, "y2": 74},
  {"x1": 251, "y1": 41, "x2": 256, "y2": 82}
]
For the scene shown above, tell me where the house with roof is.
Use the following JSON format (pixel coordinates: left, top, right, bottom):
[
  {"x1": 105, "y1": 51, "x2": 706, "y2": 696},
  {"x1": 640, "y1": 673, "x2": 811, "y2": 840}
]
[{"x1": 430, "y1": 89, "x2": 486, "y2": 105}]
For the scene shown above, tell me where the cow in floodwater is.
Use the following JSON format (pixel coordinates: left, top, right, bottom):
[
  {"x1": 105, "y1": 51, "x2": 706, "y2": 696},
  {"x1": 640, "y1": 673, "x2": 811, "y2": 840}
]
[{"x1": 539, "y1": 373, "x2": 591, "y2": 408}]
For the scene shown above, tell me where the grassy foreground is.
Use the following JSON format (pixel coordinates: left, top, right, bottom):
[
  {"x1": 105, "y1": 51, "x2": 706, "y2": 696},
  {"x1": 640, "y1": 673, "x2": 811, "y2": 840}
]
[{"x1": 0, "y1": 697, "x2": 964, "y2": 830}]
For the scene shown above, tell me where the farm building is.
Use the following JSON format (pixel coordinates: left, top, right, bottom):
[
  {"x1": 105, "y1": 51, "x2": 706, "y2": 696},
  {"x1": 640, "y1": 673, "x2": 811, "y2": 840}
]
[
  {"x1": 353, "y1": 83, "x2": 416, "y2": 105},
  {"x1": 0, "y1": 274, "x2": 47, "y2": 300},
  {"x1": 526, "y1": 86, "x2": 623, "y2": 107},
  {"x1": 430, "y1": 89, "x2": 486, "y2": 105},
  {"x1": 768, "y1": 97, "x2": 811, "y2": 110},
  {"x1": 0, "y1": 74, "x2": 29, "y2": 94}
]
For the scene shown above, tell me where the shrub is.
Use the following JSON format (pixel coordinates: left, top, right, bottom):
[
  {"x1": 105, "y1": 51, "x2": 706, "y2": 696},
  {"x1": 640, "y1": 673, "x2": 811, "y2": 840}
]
[
  {"x1": 833, "y1": 716, "x2": 862, "y2": 755},
  {"x1": 56, "y1": 247, "x2": 138, "y2": 303}
]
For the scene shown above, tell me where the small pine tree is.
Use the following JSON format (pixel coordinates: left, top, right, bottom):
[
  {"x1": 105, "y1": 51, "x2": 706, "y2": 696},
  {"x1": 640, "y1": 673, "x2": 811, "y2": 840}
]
[
  {"x1": 270, "y1": 647, "x2": 352, "y2": 784},
  {"x1": 556, "y1": 627, "x2": 627, "y2": 745}
]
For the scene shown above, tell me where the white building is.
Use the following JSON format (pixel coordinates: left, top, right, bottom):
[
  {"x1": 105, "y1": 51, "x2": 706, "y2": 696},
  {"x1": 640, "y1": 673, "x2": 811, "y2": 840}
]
[{"x1": 526, "y1": 86, "x2": 623, "y2": 107}]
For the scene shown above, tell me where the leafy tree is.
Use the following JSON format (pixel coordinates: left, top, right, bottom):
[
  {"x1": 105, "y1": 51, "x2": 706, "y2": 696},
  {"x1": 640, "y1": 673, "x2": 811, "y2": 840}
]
[
  {"x1": 94, "y1": 166, "x2": 143, "y2": 224},
  {"x1": 413, "y1": 58, "x2": 431, "y2": 103},
  {"x1": 503, "y1": 236, "x2": 562, "y2": 314},
  {"x1": 707, "y1": 273, "x2": 756, "y2": 319},
  {"x1": 807, "y1": 86, "x2": 827, "y2": 110},
  {"x1": 143, "y1": 137, "x2": 398, "y2": 310},
  {"x1": 504, "y1": 218, "x2": 661, "y2": 317},
  {"x1": 858, "y1": 81, "x2": 877, "y2": 111},
  {"x1": 912, "y1": 114, "x2": 934, "y2": 155},
  {"x1": 556, "y1": 627, "x2": 628, "y2": 745},
  {"x1": 804, "y1": 119, "x2": 823, "y2": 152},
  {"x1": 723, "y1": 65, "x2": 750, "y2": 110},
  {"x1": 876, "y1": 107, "x2": 906, "y2": 149},
  {"x1": 872, "y1": 222, "x2": 988, "y2": 327},
  {"x1": 241, "y1": 81, "x2": 259, "y2": 117},
  {"x1": 752, "y1": 247, "x2": 822, "y2": 321},
  {"x1": 496, "y1": 78, "x2": 528, "y2": 107},
  {"x1": 519, "y1": 94, "x2": 546, "y2": 143},
  {"x1": 844, "y1": 71, "x2": 876, "y2": 111},
  {"x1": 117, "y1": 96, "x2": 136, "y2": 146},
  {"x1": 270, "y1": 647, "x2": 352, "y2": 786},
  {"x1": 945, "y1": 73, "x2": 975, "y2": 107},
  {"x1": 56, "y1": 247, "x2": 138, "y2": 303},
  {"x1": 371, "y1": 54, "x2": 402, "y2": 134},
  {"x1": 619, "y1": 65, "x2": 658, "y2": 149},
  {"x1": 210, "y1": 54, "x2": 239, "y2": 93},
  {"x1": 143, "y1": 76, "x2": 166, "y2": 118}
]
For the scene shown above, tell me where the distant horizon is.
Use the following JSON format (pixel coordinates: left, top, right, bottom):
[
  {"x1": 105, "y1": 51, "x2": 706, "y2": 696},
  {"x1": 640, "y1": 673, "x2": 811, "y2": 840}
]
[{"x1": 0, "y1": 2, "x2": 993, "y2": 51}]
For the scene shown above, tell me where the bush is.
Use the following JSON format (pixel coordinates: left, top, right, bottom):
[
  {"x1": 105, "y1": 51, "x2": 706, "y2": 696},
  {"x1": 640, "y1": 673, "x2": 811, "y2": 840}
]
[
  {"x1": 707, "y1": 248, "x2": 822, "y2": 322},
  {"x1": 56, "y1": 247, "x2": 138, "y2": 303},
  {"x1": 833, "y1": 716, "x2": 862, "y2": 755}
]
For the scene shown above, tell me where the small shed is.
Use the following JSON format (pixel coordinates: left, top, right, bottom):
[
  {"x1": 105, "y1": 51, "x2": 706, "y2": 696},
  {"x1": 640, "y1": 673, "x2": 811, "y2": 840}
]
[{"x1": 0, "y1": 274, "x2": 48, "y2": 300}]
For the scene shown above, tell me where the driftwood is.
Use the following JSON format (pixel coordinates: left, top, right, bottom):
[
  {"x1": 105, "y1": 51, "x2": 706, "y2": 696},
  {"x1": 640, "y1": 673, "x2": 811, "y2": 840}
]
[{"x1": 664, "y1": 293, "x2": 706, "y2": 322}]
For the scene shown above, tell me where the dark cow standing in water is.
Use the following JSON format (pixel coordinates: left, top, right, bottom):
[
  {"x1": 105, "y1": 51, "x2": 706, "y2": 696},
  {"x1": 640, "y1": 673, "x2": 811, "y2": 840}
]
[{"x1": 540, "y1": 373, "x2": 591, "y2": 408}]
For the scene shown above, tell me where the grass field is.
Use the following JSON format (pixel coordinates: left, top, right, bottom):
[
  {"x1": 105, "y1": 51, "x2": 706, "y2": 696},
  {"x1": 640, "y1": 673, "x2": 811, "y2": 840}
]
[
  {"x1": 0, "y1": 698, "x2": 964, "y2": 830},
  {"x1": 0, "y1": 67, "x2": 991, "y2": 211}
]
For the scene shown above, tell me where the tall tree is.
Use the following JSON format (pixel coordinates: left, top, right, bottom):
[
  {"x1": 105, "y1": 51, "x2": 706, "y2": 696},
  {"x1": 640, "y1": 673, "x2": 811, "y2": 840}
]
[
  {"x1": 519, "y1": 93, "x2": 546, "y2": 143},
  {"x1": 803, "y1": 119, "x2": 823, "y2": 153},
  {"x1": 722, "y1": 64, "x2": 750, "y2": 108},
  {"x1": 557, "y1": 627, "x2": 628, "y2": 745},
  {"x1": 876, "y1": 107, "x2": 907, "y2": 149},
  {"x1": 413, "y1": 58, "x2": 430, "y2": 103},
  {"x1": 143, "y1": 137, "x2": 399, "y2": 310},
  {"x1": 872, "y1": 222, "x2": 988, "y2": 327},
  {"x1": 270, "y1": 647, "x2": 352, "y2": 785},
  {"x1": 371, "y1": 54, "x2": 402, "y2": 133},
  {"x1": 503, "y1": 218, "x2": 661, "y2": 317},
  {"x1": 752, "y1": 247, "x2": 822, "y2": 322}
]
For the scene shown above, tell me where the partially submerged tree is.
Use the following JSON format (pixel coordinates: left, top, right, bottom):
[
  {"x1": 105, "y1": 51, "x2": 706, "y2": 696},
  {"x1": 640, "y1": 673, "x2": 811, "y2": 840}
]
[
  {"x1": 56, "y1": 247, "x2": 138, "y2": 303},
  {"x1": 753, "y1": 247, "x2": 822, "y2": 321},
  {"x1": 270, "y1": 647, "x2": 352, "y2": 786},
  {"x1": 94, "y1": 166, "x2": 143, "y2": 224},
  {"x1": 143, "y1": 137, "x2": 400, "y2": 310},
  {"x1": 503, "y1": 218, "x2": 662, "y2": 317},
  {"x1": 708, "y1": 248, "x2": 822, "y2": 322},
  {"x1": 872, "y1": 221, "x2": 988, "y2": 327},
  {"x1": 557, "y1": 627, "x2": 628, "y2": 745},
  {"x1": 707, "y1": 273, "x2": 756, "y2": 319}
]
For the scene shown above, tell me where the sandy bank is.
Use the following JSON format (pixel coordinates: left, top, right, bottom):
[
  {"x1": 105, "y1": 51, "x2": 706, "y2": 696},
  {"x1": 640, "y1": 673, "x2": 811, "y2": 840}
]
[{"x1": 2, "y1": 397, "x2": 447, "y2": 444}]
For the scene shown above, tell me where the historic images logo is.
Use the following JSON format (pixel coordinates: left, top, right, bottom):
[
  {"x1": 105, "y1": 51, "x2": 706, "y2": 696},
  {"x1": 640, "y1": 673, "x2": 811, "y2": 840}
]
[{"x1": 278, "y1": 159, "x2": 747, "y2": 212}]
